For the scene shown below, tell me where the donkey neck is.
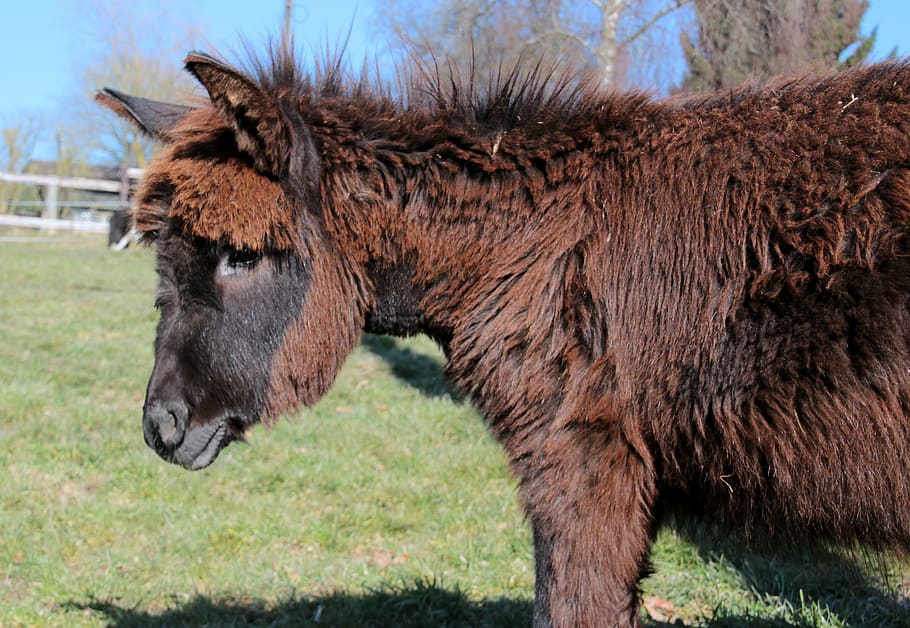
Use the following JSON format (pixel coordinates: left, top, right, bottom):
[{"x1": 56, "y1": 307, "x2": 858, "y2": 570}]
[
  {"x1": 323, "y1": 152, "x2": 599, "y2": 338},
  {"x1": 311, "y1": 91, "x2": 655, "y2": 450},
  {"x1": 310, "y1": 85, "x2": 651, "y2": 347},
  {"x1": 320, "y1": 142, "x2": 607, "y2": 445}
]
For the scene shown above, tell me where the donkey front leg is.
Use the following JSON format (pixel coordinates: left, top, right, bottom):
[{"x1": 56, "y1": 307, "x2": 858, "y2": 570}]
[{"x1": 522, "y1": 423, "x2": 657, "y2": 628}]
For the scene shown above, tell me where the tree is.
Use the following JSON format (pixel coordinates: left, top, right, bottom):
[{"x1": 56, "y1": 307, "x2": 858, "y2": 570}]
[
  {"x1": 69, "y1": 1, "x2": 201, "y2": 168},
  {"x1": 0, "y1": 118, "x2": 40, "y2": 174},
  {"x1": 679, "y1": 0, "x2": 876, "y2": 93},
  {"x1": 375, "y1": 0, "x2": 692, "y2": 91},
  {"x1": 0, "y1": 115, "x2": 42, "y2": 213}
]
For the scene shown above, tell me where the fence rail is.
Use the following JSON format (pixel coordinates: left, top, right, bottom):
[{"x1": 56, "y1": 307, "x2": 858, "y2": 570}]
[
  {"x1": 0, "y1": 171, "x2": 141, "y2": 193},
  {"x1": 0, "y1": 213, "x2": 109, "y2": 233},
  {"x1": 0, "y1": 168, "x2": 145, "y2": 228}
]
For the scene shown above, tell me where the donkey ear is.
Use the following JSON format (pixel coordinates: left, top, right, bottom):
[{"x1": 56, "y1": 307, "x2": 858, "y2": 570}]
[
  {"x1": 184, "y1": 51, "x2": 299, "y2": 177},
  {"x1": 95, "y1": 88, "x2": 193, "y2": 141}
]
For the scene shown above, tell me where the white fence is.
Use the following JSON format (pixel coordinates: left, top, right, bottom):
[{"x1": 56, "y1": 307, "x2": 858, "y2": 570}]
[
  {"x1": 0, "y1": 213, "x2": 110, "y2": 233},
  {"x1": 0, "y1": 168, "x2": 144, "y2": 233}
]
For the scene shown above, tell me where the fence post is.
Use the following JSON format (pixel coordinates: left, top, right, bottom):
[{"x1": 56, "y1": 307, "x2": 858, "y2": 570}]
[
  {"x1": 119, "y1": 166, "x2": 129, "y2": 210},
  {"x1": 42, "y1": 181, "x2": 58, "y2": 232},
  {"x1": 43, "y1": 181, "x2": 58, "y2": 219}
]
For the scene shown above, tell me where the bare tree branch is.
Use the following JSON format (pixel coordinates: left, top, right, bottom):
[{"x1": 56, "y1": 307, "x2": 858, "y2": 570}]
[
  {"x1": 619, "y1": 0, "x2": 692, "y2": 47},
  {"x1": 68, "y1": 1, "x2": 201, "y2": 167},
  {"x1": 374, "y1": 0, "x2": 692, "y2": 91}
]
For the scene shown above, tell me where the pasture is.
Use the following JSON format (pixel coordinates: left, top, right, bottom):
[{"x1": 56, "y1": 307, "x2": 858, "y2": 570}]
[{"x1": 1, "y1": 232, "x2": 908, "y2": 626}]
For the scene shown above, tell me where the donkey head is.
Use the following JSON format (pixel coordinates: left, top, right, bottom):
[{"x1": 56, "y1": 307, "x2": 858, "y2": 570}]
[{"x1": 98, "y1": 53, "x2": 364, "y2": 470}]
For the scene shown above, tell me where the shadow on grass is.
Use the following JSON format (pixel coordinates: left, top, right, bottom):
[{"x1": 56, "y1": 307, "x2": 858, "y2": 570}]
[
  {"x1": 681, "y1": 529, "x2": 910, "y2": 627},
  {"x1": 68, "y1": 553, "x2": 909, "y2": 627},
  {"x1": 68, "y1": 579, "x2": 531, "y2": 628},
  {"x1": 361, "y1": 333, "x2": 456, "y2": 399}
]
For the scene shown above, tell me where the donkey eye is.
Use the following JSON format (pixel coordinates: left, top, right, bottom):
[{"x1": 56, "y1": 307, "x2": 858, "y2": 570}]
[
  {"x1": 218, "y1": 247, "x2": 262, "y2": 278},
  {"x1": 227, "y1": 248, "x2": 260, "y2": 269}
]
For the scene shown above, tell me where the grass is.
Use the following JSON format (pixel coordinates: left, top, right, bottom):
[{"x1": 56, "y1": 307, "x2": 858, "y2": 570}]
[{"x1": 1, "y1": 231, "x2": 908, "y2": 626}]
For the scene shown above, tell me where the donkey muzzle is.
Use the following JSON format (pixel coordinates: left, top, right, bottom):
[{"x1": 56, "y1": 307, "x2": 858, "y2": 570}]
[
  {"x1": 143, "y1": 398, "x2": 231, "y2": 470},
  {"x1": 143, "y1": 398, "x2": 188, "y2": 456}
]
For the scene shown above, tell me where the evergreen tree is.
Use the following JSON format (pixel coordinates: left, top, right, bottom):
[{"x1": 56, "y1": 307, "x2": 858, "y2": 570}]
[{"x1": 679, "y1": 0, "x2": 876, "y2": 93}]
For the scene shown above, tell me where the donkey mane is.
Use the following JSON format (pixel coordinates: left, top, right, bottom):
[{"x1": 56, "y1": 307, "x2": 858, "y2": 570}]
[
  {"x1": 132, "y1": 46, "x2": 656, "y2": 251},
  {"x1": 134, "y1": 47, "x2": 910, "y2": 287}
]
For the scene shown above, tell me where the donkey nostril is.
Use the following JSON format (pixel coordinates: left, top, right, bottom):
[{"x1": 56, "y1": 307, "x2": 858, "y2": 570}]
[
  {"x1": 159, "y1": 413, "x2": 179, "y2": 443},
  {"x1": 144, "y1": 399, "x2": 187, "y2": 451}
]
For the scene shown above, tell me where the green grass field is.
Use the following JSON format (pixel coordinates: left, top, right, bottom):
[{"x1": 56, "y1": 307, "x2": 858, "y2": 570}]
[{"x1": 1, "y1": 232, "x2": 909, "y2": 626}]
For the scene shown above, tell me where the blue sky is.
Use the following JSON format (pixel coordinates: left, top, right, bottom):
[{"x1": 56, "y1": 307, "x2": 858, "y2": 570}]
[
  {"x1": 0, "y1": 0, "x2": 376, "y2": 119},
  {"x1": 0, "y1": 1, "x2": 907, "y2": 131}
]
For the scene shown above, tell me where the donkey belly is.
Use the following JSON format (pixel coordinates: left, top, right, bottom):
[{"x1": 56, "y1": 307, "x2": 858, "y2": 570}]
[{"x1": 657, "y1": 258, "x2": 910, "y2": 548}]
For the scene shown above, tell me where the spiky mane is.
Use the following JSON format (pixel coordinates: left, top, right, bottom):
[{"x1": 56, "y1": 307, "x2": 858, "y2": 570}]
[
  {"x1": 246, "y1": 42, "x2": 611, "y2": 134},
  {"x1": 131, "y1": 45, "x2": 650, "y2": 252}
]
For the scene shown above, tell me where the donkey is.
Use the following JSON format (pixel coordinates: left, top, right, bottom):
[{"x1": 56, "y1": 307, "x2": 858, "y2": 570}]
[{"x1": 98, "y1": 49, "x2": 910, "y2": 626}]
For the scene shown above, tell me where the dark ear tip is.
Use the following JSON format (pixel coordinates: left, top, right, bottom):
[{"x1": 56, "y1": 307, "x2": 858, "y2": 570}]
[
  {"x1": 95, "y1": 88, "x2": 129, "y2": 114},
  {"x1": 184, "y1": 51, "x2": 229, "y2": 72},
  {"x1": 183, "y1": 51, "x2": 209, "y2": 65},
  {"x1": 95, "y1": 87, "x2": 116, "y2": 100},
  {"x1": 95, "y1": 88, "x2": 193, "y2": 140}
]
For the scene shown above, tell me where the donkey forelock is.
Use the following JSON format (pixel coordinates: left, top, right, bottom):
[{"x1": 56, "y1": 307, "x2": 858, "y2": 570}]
[{"x1": 134, "y1": 108, "x2": 303, "y2": 252}]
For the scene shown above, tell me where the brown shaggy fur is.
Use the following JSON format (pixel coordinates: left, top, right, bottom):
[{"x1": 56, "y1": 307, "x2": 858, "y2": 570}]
[
  {"x1": 135, "y1": 109, "x2": 303, "y2": 250},
  {"x1": 101, "y1": 48, "x2": 910, "y2": 626}
]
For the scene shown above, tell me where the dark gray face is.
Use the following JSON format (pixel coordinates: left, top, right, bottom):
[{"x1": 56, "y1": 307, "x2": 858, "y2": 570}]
[{"x1": 142, "y1": 226, "x2": 309, "y2": 469}]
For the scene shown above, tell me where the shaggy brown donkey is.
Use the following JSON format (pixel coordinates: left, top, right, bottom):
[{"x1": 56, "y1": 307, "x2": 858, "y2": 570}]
[{"x1": 98, "y1": 49, "x2": 910, "y2": 626}]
